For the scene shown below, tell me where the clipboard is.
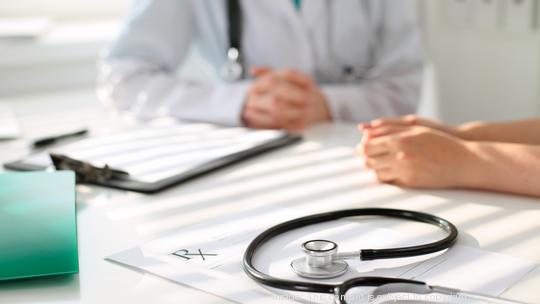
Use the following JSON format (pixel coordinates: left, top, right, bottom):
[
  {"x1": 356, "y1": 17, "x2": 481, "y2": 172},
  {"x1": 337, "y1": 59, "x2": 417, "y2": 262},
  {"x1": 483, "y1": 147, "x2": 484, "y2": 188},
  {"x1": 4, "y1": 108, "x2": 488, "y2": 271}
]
[{"x1": 3, "y1": 122, "x2": 301, "y2": 193}]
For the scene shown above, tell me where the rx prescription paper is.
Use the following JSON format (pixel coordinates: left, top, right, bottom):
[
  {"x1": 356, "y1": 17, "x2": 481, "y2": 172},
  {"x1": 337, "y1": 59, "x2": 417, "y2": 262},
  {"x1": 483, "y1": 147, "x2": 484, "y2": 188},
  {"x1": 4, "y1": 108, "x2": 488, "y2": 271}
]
[{"x1": 107, "y1": 208, "x2": 537, "y2": 304}]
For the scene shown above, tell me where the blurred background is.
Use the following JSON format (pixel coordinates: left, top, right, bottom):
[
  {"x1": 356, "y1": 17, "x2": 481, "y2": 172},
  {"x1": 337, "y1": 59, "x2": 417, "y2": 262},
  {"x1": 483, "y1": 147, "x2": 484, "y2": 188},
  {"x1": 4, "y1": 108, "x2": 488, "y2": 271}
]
[{"x1": 0, "y1": 0, "x2": 539, "y2": 124}]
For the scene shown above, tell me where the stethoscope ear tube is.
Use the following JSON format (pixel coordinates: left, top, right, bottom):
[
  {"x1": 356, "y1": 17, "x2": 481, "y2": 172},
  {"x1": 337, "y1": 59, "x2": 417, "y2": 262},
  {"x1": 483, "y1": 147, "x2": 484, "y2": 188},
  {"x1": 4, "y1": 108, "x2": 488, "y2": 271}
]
[
  {"x1": 358, "y1": 209, "x2": 458, "y2": 260},
  {"x1": 222, "y1": 0, "x2": 244, "y2": 82},
  {"x1": 243, "y1": 208, "x2": 459, "y2": 300}
]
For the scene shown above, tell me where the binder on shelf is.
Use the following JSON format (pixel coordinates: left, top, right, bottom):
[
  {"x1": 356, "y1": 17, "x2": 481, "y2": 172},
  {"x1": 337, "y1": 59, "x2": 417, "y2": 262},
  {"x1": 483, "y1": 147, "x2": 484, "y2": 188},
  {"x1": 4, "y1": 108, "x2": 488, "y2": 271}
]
[{"x1": 0, "y1": 171, "x2": 78, "y2": 281}]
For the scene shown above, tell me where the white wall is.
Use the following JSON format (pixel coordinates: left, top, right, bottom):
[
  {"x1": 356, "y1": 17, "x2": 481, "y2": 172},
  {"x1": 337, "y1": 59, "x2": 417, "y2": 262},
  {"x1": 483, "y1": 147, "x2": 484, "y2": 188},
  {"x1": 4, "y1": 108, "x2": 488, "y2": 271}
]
[
  {"x1": 420, "y1": 0, "x2": 540, "y2": 124},
  {"x1": 0, "y1": 21, "x2": 121, "y2": 96},
  {"x1": 0, "y1": 0, "x2": 130, "y2": 96},
  {"x1": 0, "y1": 0, "x2": 130, "y2": 20}
]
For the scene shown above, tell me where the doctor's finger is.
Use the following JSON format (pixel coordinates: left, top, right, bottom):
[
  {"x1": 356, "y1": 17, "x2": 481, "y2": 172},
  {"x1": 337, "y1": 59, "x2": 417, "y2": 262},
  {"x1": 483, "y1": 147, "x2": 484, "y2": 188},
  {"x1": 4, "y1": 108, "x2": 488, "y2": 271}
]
[
  {"x1": 279, "y1": 118, "x2": 305, "y2": 131},
  {"x1": 273, "y1": 82, "x2": 309, "y2": 106},
  {"x1": 250, "y1": 66, "x2": 273, "y2": 77},
  {"x1": 250, "y1": 74, "x2": 279, "y2": 94},
  {"x1": 275, "y1": 69, "x2": 314, "y2": 89},
  {"x1": 245, "y1": 94, "x2": 279, "y2": 113},
  {"x1": 275, "y1": 100, "x2": 307, "y2": 129},
  {"x1": 243, "y1": 108, "x2": 278, "y2": 129}
]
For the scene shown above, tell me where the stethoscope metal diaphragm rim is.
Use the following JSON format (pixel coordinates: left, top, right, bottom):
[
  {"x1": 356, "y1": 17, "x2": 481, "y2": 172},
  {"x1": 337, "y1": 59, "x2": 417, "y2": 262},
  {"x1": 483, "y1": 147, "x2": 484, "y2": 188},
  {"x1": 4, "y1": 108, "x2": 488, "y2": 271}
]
[
  {"x1": 291, "y1": 257, "x2": 348, "y2": 280},
  {"x1": 291, "y1": 240, "x2": 349, "y2": 279}
]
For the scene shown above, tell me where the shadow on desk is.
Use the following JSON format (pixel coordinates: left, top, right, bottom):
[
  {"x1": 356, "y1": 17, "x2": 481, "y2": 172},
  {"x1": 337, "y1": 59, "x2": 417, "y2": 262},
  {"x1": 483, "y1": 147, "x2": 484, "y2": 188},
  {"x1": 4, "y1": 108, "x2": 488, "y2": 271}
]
[
  {"x1": 75, "y1": 131, "x2": 539, "y2": 283},
  {"x1": 0, "y1": 274, "x2": 80, "y2": 302}
]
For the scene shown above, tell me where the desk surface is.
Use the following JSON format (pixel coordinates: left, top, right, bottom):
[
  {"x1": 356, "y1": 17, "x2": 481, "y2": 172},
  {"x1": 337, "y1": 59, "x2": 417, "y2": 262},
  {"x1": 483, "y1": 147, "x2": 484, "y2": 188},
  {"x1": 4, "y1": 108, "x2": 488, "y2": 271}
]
[{"x1": 0, "y1": 90, "x2": 539, "y2": 304}]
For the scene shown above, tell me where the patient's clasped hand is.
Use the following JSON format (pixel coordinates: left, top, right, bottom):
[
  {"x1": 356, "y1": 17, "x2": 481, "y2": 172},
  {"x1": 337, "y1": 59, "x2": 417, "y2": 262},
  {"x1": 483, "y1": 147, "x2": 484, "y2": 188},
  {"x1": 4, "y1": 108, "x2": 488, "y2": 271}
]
[{"x1": 358, "y1": 115, "x2": 540, "y2": 197}]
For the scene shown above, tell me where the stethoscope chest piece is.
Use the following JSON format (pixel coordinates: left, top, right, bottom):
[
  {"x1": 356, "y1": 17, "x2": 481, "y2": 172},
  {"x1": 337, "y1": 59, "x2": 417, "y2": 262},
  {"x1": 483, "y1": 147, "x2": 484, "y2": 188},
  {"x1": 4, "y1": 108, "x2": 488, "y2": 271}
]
[
  {"x1": 291, "y1": 240, "x2": 349, "y2": 279},
  {"x1": 220, "y1": 47, "x2": 243, "y2": 82}
]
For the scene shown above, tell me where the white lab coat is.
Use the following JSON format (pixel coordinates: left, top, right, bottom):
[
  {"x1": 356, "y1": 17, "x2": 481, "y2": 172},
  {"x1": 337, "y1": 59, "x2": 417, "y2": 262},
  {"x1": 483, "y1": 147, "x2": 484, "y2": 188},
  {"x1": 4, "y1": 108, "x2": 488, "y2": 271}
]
[{"x1": 99, "y1": 0, "x2": 422, "y2": 126}]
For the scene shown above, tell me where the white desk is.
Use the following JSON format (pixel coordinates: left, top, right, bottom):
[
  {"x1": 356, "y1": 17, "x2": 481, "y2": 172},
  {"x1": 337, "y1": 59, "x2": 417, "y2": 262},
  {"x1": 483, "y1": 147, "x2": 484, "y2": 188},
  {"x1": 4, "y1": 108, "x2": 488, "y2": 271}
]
[{"x1": 0, "y1": 90, "x2": 539, "y2": 304}]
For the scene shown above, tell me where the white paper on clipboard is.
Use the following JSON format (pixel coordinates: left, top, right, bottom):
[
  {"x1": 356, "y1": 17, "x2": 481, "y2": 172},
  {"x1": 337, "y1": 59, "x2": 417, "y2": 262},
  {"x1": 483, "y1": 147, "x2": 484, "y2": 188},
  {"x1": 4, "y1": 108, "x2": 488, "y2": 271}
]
[{"x1": 0, "y1": 105, "x2": 21, "y2": 139}]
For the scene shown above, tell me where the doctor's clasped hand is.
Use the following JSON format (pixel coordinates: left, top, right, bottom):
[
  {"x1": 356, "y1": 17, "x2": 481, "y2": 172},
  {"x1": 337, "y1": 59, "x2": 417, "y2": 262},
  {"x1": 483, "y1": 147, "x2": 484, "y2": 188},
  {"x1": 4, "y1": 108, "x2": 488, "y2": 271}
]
[{"x1": 243, "y1": 67, "x2": 331, "y2": 131}]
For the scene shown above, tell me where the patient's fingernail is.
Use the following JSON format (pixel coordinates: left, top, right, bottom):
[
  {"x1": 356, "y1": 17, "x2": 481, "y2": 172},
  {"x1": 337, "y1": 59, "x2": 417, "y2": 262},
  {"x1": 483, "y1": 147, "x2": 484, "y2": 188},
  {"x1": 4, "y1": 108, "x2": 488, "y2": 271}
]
[{"x1": 371, "y1": 119, "x2": 381, "y2": 126}]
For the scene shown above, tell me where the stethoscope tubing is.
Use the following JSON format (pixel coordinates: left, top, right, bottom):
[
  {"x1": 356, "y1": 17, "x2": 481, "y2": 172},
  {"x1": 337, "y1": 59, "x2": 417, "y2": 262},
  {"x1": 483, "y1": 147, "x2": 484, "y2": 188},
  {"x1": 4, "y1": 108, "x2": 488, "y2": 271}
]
[
  {"x1": 223, "y1": 0, "x2": 374, "y2": 82},
  {"x1": 243, "y1": 208, "x2": 458, "y2": 297}
]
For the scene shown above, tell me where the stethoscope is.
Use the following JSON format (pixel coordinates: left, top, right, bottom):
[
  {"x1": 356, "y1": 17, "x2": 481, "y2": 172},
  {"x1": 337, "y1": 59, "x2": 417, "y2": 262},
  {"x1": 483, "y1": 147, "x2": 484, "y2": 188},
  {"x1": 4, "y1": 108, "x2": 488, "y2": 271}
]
[
  {"x1": 220, "y1": 0, "x2": 372, "y2": 83},
  {"x1": 220, "y1": 0, "x2": 244, "y2": 82},
  {"x1": 243, "y1": 208, "x2": 525, "y2": 304}
]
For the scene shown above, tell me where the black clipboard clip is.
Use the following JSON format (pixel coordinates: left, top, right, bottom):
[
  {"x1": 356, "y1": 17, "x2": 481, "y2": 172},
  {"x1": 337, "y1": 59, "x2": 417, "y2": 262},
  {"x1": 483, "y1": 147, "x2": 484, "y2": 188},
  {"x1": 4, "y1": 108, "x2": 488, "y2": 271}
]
[{"x1": 50, "y1": 153, "x2": 129, "y2": 184}]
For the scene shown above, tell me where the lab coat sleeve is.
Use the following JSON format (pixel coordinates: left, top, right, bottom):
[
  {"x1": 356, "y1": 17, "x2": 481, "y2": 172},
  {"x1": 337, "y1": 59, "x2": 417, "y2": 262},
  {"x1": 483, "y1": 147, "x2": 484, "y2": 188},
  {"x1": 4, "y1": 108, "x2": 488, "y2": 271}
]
[
  {"x1": 321, "y1": 0, "x2": 423, "y2": 123},
  {"x1": 97, "y1": 0, "x2": 249, "y2": 126}
]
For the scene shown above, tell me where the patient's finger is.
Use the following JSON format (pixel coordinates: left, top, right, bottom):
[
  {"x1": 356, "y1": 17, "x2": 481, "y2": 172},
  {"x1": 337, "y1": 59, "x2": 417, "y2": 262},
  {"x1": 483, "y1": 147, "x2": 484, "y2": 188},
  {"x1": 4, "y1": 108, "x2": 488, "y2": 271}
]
[
  {"x1": 356, "y1": 143, "x2": 366, "y2": 157},
  {"x1": 364, "y1": 153, "x2": 395, "y2": 170},
  {"x1": 364, "y1": 125, "x2": 410, "y2": 139},
  {"x1": 370, "y1": 116, "x2": 416, "y2": 128},
  {"x1": 374, "y1": 168, "x2": 398, "y2": 183},
  {"x1": 362, "y1": 137, "x2": 391, "y2": 157},
  {"x1": 358, "y1": 122, "x2": 373, "y2": 131}
]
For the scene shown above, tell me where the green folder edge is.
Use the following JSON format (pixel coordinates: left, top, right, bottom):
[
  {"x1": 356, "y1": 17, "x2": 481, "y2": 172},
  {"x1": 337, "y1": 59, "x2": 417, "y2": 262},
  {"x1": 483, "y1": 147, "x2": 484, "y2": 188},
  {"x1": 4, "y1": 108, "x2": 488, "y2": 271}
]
[{"x1": 0, "y1": 171, "x2": 79, "y2": 281}]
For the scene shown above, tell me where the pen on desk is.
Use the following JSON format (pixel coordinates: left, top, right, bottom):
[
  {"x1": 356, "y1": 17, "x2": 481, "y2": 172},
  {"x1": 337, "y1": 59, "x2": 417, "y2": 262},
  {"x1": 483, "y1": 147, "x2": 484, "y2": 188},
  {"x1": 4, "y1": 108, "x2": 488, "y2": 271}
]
[{"x1": 32, "y1": 129, "x2": 88, "y2": 148}]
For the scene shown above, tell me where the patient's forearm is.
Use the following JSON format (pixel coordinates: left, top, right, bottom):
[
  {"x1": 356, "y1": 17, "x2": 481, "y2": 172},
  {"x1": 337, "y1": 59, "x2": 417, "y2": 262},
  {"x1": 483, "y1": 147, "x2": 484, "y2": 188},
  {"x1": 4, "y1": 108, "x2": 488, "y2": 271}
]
[
  {"x1": 457, "y1": 119, "x2": 540, "y2": 144},
  {"x1": 464, "y1": 142, "x2": 540, "y2": 197}
]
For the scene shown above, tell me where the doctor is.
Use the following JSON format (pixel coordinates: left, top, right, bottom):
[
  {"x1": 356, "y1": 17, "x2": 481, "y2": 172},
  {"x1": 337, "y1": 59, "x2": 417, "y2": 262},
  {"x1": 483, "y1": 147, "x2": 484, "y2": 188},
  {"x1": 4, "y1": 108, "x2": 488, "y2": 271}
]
[{"x1": 99, "y1": 0, "x2": 422, "y2": 130}]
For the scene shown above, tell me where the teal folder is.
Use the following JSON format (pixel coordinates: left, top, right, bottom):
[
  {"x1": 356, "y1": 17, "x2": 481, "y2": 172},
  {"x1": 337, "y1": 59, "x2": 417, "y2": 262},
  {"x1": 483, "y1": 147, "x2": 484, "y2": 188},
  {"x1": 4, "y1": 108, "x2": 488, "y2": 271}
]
[{"x1": 0, "y1": 171, "x2": 78, "y2": 281}]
